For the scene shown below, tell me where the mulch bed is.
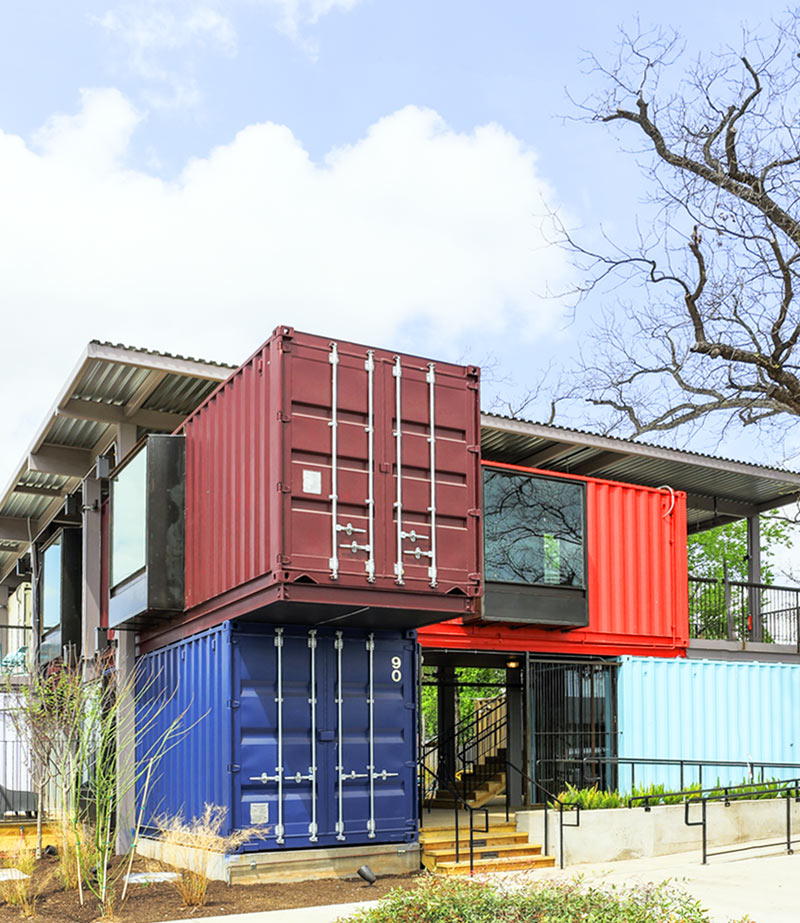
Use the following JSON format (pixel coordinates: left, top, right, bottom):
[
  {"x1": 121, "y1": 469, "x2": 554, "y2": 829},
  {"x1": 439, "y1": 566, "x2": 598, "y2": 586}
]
[{"x1": 0, "y1": 855, "x2": 421, "y2": 922}]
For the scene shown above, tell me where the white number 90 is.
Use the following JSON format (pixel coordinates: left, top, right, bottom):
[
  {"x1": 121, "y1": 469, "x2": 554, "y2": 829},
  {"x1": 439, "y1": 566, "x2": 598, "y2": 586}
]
[{"x1": 391, "y1": 656, "x2": 402, "y2": 683}]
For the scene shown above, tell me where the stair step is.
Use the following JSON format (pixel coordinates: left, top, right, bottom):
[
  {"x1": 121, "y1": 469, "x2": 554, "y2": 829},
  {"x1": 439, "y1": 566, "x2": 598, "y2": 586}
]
[
  {"x1": 424, "y1": 842, "x2": 543, "y2": 862},
  {"x1": 433, "y1": 854, "x2": 556, "y2": 875},
  {"x1": 420, "y1": 820, "x2": 517, "y2": 842},
  {"x1": 420, "y1": 831, "x2": 528, "y2": 848}
]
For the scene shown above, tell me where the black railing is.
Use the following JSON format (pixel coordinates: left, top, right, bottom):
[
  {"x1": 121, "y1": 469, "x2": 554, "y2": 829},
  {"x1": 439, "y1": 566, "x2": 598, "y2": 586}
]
[
  {"x1": 0, "y1": 698, "x2": 35, "y2": 816},
  {"x1": 419, "y1": 763, "x2": 490, "y2": 874},
  {"x1": 503, "y1": 755, "x2": 580, "y2": 869},
  {"x1": 630, "y1": 777, "x2": 800, "y2": 864},
  {"x1": 535, "y1": 755, "x2": 800, "y2": 794},
  {"x1": 420, "y1": 696, "x2": 508, "y2": 807},
  {"x1": 689, "y1": 576, "x2": 800, "y2": 647}
]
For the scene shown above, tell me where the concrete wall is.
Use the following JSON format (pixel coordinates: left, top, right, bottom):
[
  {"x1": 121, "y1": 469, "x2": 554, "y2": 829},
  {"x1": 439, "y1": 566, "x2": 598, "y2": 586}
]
[{"x1": 517, "y1": 798, "x2": 800, "y2": 866}]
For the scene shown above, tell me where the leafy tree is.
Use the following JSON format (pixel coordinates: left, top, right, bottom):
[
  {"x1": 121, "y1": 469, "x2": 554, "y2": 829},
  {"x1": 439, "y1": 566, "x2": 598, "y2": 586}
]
[{"x1": 688, "y1": 514, "x2": 792, "y2": 584}]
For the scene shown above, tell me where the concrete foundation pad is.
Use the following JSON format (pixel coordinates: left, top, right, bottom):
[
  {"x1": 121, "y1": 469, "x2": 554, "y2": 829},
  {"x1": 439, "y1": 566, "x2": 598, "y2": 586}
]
[{"x1": 136, "y1": 837, "x2": 420, "y2": 885}]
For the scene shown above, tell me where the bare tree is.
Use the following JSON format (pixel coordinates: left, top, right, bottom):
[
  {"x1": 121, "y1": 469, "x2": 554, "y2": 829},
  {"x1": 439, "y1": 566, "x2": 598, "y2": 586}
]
[{"x1": 562, "y1": 15, "x2": 800, "y2": 444}]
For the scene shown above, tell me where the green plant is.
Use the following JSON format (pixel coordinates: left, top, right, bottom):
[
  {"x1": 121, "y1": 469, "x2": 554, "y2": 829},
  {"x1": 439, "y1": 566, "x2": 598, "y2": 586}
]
[
  {"x1": 339, "y1": 874, "x2": 752, "y2": 923},
  {"x1": 552, "y1": 782, "x2": 627, "y2": 810}
]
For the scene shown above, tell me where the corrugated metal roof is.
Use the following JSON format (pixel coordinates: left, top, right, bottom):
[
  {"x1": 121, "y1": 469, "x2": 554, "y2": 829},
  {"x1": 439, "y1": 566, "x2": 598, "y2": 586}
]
[
  {"x1": 481, "y1": 413, "x2": 800, "y2": 530},
  {"x1": 0, "y1": 341, "x2": 236, "y2": 583}
]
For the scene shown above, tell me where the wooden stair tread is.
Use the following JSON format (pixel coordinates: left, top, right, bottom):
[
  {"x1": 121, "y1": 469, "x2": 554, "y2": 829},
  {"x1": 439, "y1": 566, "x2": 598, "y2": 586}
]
[
  {"x1": 420, "y1": 821, "x2": 517, "y2": 834},
  {"x1": 424, "y1": 842, "x2": 543, "y2": 859},
  {"x1": 434, "y1": 854, "x2": 556, "y2": 874},
  {"x1": 420, "y1": 832, "x2": 528, "y2": 847}
]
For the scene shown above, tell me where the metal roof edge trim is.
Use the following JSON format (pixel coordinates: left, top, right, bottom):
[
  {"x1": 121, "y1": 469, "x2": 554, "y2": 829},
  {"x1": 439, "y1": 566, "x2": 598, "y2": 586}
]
[{"x1": 480, "y1": 413, "x2": 800, "y2": 486}]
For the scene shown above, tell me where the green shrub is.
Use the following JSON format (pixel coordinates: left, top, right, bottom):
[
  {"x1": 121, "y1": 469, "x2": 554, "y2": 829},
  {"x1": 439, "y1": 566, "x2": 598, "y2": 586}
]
[{"x1": 340, "y1": 874, "x2": 752, "y2": 923}]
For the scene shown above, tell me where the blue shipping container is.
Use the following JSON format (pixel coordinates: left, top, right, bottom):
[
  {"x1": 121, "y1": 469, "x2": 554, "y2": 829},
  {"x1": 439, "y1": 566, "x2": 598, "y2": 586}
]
[
  {"x1": 618, "y1": 656, "x2": 800, "y2": 789},
  {"x1": 136, "y1": 622, "x2": 418, "y2": 850}
]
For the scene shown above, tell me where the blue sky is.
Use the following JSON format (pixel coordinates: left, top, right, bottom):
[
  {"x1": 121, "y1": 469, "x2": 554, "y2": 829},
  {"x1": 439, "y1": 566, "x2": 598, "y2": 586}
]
[{"x1": 0, "y1": 0, "x2": 796, "y2": 490}]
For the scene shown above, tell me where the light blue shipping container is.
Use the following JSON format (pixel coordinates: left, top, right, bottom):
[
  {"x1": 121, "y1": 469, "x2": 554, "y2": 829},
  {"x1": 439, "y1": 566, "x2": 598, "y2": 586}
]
[{"x1": 617, "y1": 656, "x2": 800, "y2": 791}]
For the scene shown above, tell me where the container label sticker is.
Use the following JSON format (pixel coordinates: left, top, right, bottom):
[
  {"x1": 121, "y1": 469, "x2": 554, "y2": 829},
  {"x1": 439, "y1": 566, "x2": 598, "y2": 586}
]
[
  {"x1": 302, "y1": 470, "x2": 322, "y2": 495},
  {"x1": 250, "y1": 802, "x2": 269, "y2": 825}
]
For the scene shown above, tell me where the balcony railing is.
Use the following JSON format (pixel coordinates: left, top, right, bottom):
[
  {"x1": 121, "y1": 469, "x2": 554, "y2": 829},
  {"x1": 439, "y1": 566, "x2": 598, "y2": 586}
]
[{"x1": 689, "y1": 576, "x2": 800, "y2": 648}]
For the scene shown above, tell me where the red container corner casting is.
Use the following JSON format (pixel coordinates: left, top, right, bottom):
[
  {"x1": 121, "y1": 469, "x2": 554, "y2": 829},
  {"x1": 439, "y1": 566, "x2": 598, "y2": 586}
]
[{"x1": 144, "y1": 327, "x2": 482, "y2": 648}]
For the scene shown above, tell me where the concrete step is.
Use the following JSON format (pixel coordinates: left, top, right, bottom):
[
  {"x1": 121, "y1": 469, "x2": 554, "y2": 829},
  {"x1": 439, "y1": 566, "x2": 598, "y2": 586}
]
[
  {"x1": 422, "y1": 841, "x2": 543, "y2": 870},
  {"x1": 433, "y1": 852, "x2": 556, "y2": 875}
]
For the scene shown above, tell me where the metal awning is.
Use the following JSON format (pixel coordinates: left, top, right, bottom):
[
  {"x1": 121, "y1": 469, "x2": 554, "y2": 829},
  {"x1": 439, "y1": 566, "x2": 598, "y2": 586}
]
[
  {"x1": 481, "y1": 414, "x2": 800, "y2": 532},
  {"x1": 0, "y1": 341, "x2": 236, "y2": 584}
]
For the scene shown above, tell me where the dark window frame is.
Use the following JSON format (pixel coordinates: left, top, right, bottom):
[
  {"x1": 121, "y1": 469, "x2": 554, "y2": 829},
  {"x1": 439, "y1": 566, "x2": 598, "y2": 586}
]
[{"x1": 482, "y1": 465, "x2": 588, "y2": 591}]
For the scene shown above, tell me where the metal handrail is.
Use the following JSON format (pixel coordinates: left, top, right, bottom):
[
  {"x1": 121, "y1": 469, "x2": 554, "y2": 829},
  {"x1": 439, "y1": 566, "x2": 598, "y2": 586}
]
[
  {"x1": 419, "y1": 763, "x2": 489, "y2": 874},
  {"x1": 503, "y1": 755, "x2": 580, "y2": 869},
  {"x1": 535, "y1": 755, "x2": 800, "y2": 794},
  {"x1": 629, "y1": 776, "x2": 800, "y2": 863}
]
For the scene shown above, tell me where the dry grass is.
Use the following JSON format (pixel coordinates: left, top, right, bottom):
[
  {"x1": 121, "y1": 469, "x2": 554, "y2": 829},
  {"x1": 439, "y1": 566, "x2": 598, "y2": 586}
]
[
  {"x1": 0, "y1": 847, "x2": 38, "y2": 918},
  {"x1": 155, "y1": 804, "x2": 266, "y2": 907}
]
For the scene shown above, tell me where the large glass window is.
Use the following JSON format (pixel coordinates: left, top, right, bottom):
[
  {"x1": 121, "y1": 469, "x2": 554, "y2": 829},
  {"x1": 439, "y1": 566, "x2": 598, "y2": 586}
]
[
  {"x1": 483, "y1": 467, "x2": 586, "y2": 587},
  {"x1": 112, "y1": 449, "x2": 147, "y2": 587},
  {"x1": 41, "y1": 536, "x2": 62, "y2": 631}
]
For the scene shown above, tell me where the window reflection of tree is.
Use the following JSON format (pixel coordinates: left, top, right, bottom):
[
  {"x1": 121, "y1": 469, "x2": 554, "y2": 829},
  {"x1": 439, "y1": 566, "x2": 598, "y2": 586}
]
[{"x1": 483, "y1": 470, "x2": 584, "y2": 587}]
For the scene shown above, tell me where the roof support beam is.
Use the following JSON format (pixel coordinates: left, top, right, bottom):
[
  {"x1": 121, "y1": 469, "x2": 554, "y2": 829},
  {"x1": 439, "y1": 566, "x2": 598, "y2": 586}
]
[
  {"x1": 28, "y1": 445, "x2": 93, "y2": 479},
  {"x1": 58, "y1": 398, "x2": 183, "y2": 432},
  {"x1": 517, "y1": 443, "x2": 577, "y2": 468},
  {"x1": 686, "y1": 493, "x2": 756, "y2": 519},
  {"x1": 124, "y1": 369, "x2": 168, "y2": 418},
  {"x1": 0, "y1": 518, "x2": 33, "y2": 543},
  {"x1": 13, "y1": 484, "x2": 66, "y2": 498},
  {"x1": 568, "y1": 450, "x2": 629, "y2": 477}
]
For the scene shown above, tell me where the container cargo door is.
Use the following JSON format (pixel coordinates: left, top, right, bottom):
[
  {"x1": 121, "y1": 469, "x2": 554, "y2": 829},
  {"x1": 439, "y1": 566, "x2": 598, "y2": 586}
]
[
  {"x1": 328, "y1": 630, "x2": 417, "y2": 843},
  {"x1": 235, "y1": 625, "x2": 417, "y2": 850},
  {"x1": 236, "y1": 629, "x2": 319, "y2": 846}
]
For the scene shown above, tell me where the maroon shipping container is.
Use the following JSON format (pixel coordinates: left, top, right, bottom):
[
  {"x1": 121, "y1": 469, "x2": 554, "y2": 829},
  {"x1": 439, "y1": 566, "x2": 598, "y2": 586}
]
[{"x1": 142, "y1": 327, "x2": 481, "y2": 649}]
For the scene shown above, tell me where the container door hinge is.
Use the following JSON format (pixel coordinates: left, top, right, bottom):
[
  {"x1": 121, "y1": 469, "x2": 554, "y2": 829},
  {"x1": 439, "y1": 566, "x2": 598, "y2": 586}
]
[
  {"x1": 227, "y1": 764, "x2": 241, "y2": 774},
  {"x1": 276, "y1": 411, "x2": 291, "y2": 423},
  {"x1": 276, "y1": 482, "x2": 291, "y2": 493},
  {"x1": 468, "y1": 508, "x2": 481, "y2": 517},
  {"x1": 467, "y1": 445, "x2": 480, "y2": 454},
  {"x1": 227, "y1": 699, "x2": 240, "y2": 710},
  {"x1": 276, "y1": 554, "x2": 291, "y2": 565}
]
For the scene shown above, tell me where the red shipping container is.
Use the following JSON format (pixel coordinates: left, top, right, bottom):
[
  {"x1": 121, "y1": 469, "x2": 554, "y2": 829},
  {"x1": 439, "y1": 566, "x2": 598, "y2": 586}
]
[
  {"x1": 142, "y1": 327, "x2": 482, "y2": 650},
  {"x1": 419, "y1": 463, "x2": 689, "y2": 658}
]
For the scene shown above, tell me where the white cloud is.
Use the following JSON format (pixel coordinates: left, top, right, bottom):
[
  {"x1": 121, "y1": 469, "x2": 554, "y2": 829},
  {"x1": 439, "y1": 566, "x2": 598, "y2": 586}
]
[
  {"x1": 96, "y1": 3, "x2": 237, "y2": 107},
  {"x1": 0, "y1": 90, "x2": 572, "y2": 487},
  {"x1": 265, "y1": 0, "x2": 367, "y2": 38}
]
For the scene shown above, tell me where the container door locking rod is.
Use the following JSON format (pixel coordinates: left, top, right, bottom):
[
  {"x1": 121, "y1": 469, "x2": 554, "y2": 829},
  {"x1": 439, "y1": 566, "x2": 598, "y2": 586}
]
[
  {"x1": 329, "y1": 343, "x2": 340, "y2": 580},
  {"x1": 365, "y1": 350, "x2": 376, "y2": 582},
  {"x1": 308, "y1": 630, "x2": 318, "y2": 842},
  {"x1": 248, "y1": 630, "x2": 286, "y2": 843},
  {"x1": 335, "y1": 631, "x2": 346, "y2": 841},
  {"x1": 427, "y1": 362, "x2": 438, "y2": 588},
  {"x1": 393, "y1": 356, "x2": 404, "y2": 585}
]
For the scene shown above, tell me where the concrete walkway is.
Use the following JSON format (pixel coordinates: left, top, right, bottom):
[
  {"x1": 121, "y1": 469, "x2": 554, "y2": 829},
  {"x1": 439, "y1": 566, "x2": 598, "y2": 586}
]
[
  {"x1": 160, "y1": 842, "x2": 800, "y2": 923},
  {"x1": 534, "y1": 841, "x2": 800, "y2": 923},
  {"x1": 162, "y1": 901, "x2": 379, "y2": 923}
]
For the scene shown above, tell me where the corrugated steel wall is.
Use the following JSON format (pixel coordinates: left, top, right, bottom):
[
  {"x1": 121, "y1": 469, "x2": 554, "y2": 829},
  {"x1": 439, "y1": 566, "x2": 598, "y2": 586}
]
[
  {"x1": 136, "y1": 621, "x2": 418, "y2": 851},
  {"x1": 419, "y1": 470, "x2": 689, "y2": 657},
  {"x1": 173, "y1": 326, "x2": 481, "y2": 643},
  {"x1": 618, "y1": 656, "x2": 800, "y2": 788}
]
